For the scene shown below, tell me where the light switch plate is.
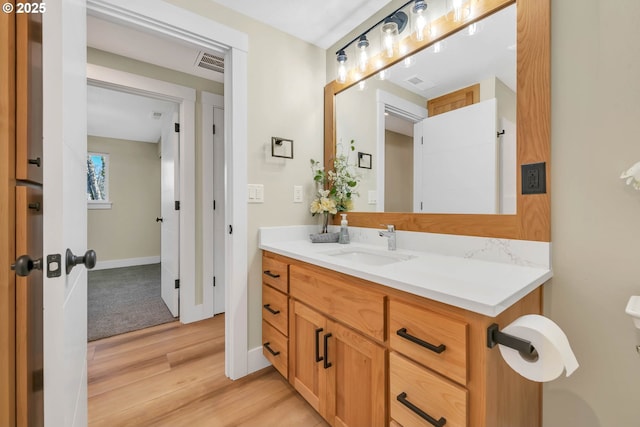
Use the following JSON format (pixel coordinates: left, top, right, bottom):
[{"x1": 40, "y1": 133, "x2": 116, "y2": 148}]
[
  {"x1": 293, "y1": 185, "x2": 303, "y2": 203},
  {"x1": 368, "y1": 190, "x2": 377, "y2": 205},
  {"x1": 248, "y1": 184, "x2": 264, "y2": 203}
]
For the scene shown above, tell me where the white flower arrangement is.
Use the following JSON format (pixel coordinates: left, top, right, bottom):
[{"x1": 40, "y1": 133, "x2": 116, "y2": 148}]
[
  {"x1": 621, "y1": 161, "x2": 640, "y2": 190},
  {"x1": 309, "y1": 140, "x2": 360, "y2": 216}
]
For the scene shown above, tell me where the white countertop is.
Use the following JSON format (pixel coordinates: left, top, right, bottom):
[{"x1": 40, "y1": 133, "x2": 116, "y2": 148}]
[{"x1": 259, "y1": 227, "x2": 552, "y2": 317}]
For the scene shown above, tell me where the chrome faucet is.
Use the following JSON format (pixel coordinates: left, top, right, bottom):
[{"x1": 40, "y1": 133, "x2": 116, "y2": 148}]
[{"x1": 379, "y1": 224, "x2": 396, "y2": 251}]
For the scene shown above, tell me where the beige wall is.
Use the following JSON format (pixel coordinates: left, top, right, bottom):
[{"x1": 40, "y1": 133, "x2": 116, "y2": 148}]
[
  {"x1": 384, "y1": 130, "x2": 413, "y2": 212},
  {"x1": 544, "y1": 0, "x2": 640, "y2": 425},
  {"x1": 163, "y1": 0, "x2": 327, "y2": 349},
  {"x1": 87, "y1": 136, "x2": 160, "y2": 261}
]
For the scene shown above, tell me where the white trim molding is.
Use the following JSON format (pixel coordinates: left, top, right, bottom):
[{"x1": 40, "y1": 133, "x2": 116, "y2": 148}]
[
  {"x1": 93, "y1": 256, "x2": 161, "y2": 271},
  {"x1": 248, "y1": 346, "x2": 271, "y2": 374}
]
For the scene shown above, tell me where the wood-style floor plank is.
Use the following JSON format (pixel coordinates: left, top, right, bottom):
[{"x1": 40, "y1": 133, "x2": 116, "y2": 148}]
[{"x1": 88, "y1": 314, "x2": 329, "y2": 427}]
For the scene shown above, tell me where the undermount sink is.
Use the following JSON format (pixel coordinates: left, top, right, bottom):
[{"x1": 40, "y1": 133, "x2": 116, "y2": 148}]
[{"x1": 322, "y1": 247, "x2": 415, "y2": 266}]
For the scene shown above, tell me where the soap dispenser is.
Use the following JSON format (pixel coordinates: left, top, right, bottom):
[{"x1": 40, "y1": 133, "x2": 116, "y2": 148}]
[{"x1": 338, "y1": 213, "x2": 350, "y2": 244}]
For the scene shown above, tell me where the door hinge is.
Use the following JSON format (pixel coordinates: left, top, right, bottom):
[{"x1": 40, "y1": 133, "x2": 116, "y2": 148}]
[
  {"x1": 175, "y1": 279, "x2": 180, "y2": 289},
  {"x1": 32, "y1": 369, "x2": 43, "y2": 392},
  {"x1": 420, "y1": 201, "x2": 423, "y2": 211},
  {"x1": 421, "y1": 136, "x2": 424, "y2": 145},
  {"x1": 229, "y1": 225, "x2": 233, "y2": 235},
  {"x1": 174, "y1": 123, "x2": 180, "y2": 132},
  {"x1": 213, "y1": 276, "x2": 216, "y2": 287},
  {"x1": 175, "y1": 201, "x2": 180, "y2": 210},
  {"x1": 213, "y1": 124, "x2": 216, "y2": 135},
  {"x1": 213, "y1": 200, "x2": 216, "y2": 210}
]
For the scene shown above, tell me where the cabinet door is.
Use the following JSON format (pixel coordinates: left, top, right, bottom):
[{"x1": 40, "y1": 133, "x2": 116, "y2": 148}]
[
  {"x1": 16, "y1": 13, "x2": 43, "y2": 184},
  {"x1": 290, "y1": 300, "x2": 328, "y2": 414},
  {"x1": 325, "y1": 320, "x2": 386, "y2": 427},
  {"x1": 15, "y1": 185, "x2": 44, "y2": 426}
]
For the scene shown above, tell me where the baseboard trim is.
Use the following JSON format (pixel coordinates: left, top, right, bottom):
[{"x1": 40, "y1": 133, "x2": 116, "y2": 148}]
[
  {"x1": 248, "y1": 346, "x2": 271, "y2": 374},
  {"x1": 93, "y1": 256, "x2": 161, "y2": 271}
]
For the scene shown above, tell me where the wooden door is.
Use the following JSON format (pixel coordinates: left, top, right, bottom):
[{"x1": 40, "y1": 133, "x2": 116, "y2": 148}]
[
  {"x1": 0, "y1": 6, "x2": 17, "y2": 426},
  {"x1": 427, "y1": 84, "x2": 479, "y2": 117},
  {"x1": 1, "y1": 4, "x2": 44, "y2": 426},
  {"x1": 325, "y1": 320, "x2": 386, "y2": 427},
  {"x1": 290, "y1": 300, "x2": 328, "y2": 415}
]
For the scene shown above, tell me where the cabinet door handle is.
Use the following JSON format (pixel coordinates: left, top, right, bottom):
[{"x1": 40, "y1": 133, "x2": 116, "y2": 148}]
[
  {"x1": 315, "y1": 328, "x2": 324, "y2": 362},
  {"x1": 397, "y1": 328, "x2": 446, "y2": 354},
  {"x1": 397, "y1": 392, "x2": 446, "y2": 427},
  {"x1": 263, "y1": 270, "x2": 280, "y2": 279},
  {"x1": 263, "y1": 304, "x2": 280, "y2": 315},
  {"x1": 323, "y1": 333, "x2": 332, "y2": 369},
  {"x1": 263, "y1": 342, "x2": 280, "y2": 356}
]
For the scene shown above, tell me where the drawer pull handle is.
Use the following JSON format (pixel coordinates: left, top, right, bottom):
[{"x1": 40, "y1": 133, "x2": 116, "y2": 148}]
[
  {"x1": 263, "y1": 342, "x2": 280, "y2": 356},
  {"x1": 315, "y1": 328, "x2": 324, "y2": 362},
  {"x1": 397, "y1": 328, "x2": 446, "y2": 354},
  {"x1": 263, "y1": 270, "x2": 280, "y2": 279},
  {"x1": 263, "y1": 304, "x2": 281, "y2": 315},
  {"x1": 323, "y1": 333, "x2": 332, "y2": 369},
  {"x1": 397, "y1": 392, "x2": 446, "y2": 427}
]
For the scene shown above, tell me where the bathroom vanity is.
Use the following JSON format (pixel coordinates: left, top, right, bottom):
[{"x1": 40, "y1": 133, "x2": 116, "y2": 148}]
[{"x1": 260, "y1": 226, "x2": 551, "y2": 427}]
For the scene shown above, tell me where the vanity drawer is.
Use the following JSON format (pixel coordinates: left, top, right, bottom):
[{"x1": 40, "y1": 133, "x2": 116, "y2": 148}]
[
  {"x1": 389, "y1": 299, "x2": 468, "y2": 385},
  {"x1": 289, "y1": 265, "x2": 385, "y2": 342},
  {"x1": 262, "y1": 283, "x2": 288, "y2": 335},
  {"x1": 262, "y1": 320, "x2": 288, "y2": 379},
  {"x1": 390, "y1": 352, "x2": 467, "y2": 427},
  {"x1": 262, "y1": 255, "x2": 289, "y2": 293}
]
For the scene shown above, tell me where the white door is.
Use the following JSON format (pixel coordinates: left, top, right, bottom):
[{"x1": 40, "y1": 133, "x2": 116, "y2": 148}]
[
  {"x1": 42, "y1": 1, "x2": 89, "y2": 426},
  {"x1": 418, "y1": 98, "x2": 498, "y2": 214},
  {"x1": 161, "y1": 111, "x2": 180, "y2": 317},
  {"x1": 213, "y1": 105, "x2": 225, "y2": 315}
]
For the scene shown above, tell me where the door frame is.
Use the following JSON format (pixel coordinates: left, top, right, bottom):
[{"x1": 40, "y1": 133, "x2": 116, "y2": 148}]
[
  {"x1": 86, "y1": 0, "x2": 249, "y2": 379},
  {"x1": 375, "y1": 90, "x2": 427, "y2": 212},
  {"x1": 88, "y1": 64, "x2": 195, "y2": 320}
]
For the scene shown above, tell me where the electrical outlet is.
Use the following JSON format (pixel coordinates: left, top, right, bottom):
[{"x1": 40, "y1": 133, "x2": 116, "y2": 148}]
[{"x1": 521, "y1": 162, "x2": 546, "y2": 195}]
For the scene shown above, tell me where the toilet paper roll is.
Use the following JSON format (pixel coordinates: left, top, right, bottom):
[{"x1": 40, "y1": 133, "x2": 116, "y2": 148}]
[{"x1": 498, "y1": 314, "x2": 579, "y2": 382}]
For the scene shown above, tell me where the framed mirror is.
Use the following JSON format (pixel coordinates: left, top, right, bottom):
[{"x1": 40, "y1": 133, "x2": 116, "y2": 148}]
[{"x1": 324, "y1": 0, "x2": 550, "y2": 241}]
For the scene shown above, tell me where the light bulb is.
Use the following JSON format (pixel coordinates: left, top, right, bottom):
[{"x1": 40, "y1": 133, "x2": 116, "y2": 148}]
[
  {"x1": 357, "y1": 36, "x2": 369, "y2": 72},
  {"x1": 468, "y1": 23, "x2": 477, "y2": 36},
  {"x1": 336, "y1": 50, "x2": 348, "y2": 83},
  {"x1": 383, "y1": 29, "x2": 394, "y2": 58},
  {"x1": 433, "y1": 41, "x2": 442, "y2": 53},
  {"x1": 412, "y1": 0, "x2": 428, "y2": 42},
  {"x1": 452, "y1": 0, "x2": 464, "y2": 22}
]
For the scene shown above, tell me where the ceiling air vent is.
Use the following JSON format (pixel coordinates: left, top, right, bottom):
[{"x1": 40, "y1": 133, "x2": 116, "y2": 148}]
[
  {"x1": 404, "y1": 74, "x2": 435, "y2": 91},
  {"x1": 196, "y1": 51, "x2": 224, "y2": 73}
]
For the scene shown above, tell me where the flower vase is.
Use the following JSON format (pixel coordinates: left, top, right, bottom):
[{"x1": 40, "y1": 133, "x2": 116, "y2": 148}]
[{"x1": 322, "y1": 212, "x2": 329, "y2": 233}]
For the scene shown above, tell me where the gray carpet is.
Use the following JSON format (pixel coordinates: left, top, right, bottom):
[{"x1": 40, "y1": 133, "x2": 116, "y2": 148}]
[{"x1": 88, "y1": 263, "x2": 176, "y2": 341}]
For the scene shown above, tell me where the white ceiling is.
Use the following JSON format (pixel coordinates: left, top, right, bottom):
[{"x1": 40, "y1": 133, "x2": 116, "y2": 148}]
[
  {"x1": 87, "y1": 85, "x2": 177, "y2": 143},
  {"x1": 208, "y1": 0, "x2": 393, "y2": 49}
]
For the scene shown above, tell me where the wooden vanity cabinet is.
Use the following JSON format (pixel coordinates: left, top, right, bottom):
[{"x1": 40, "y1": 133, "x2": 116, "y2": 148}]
[
  {"x1": 288, "y1": 262, "x2": 387, "y2": 427},
  {"x1": 261, "y1": 255, "x2": 289, "y2": 378},
  {"x1": 262, "y1": 251, "x2": 542, "y2": 427}
]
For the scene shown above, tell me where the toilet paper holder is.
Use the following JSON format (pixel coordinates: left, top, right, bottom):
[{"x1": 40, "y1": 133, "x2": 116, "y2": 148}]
[{"x1": 487, "y1": 323, "x2": 539, "y2": 362}]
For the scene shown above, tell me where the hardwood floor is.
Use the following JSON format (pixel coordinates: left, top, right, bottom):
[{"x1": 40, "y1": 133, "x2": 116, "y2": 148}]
[{"x1": 88, "y1": 315, "x2": 329, "y2": 427}]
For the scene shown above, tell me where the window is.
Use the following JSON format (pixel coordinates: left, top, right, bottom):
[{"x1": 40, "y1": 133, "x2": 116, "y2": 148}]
[{"x1": 87, "y1": 152, "x2": 111, "y2": 209}]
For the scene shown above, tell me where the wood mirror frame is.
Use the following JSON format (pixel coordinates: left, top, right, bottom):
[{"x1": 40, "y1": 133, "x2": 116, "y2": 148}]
[{"x1": 324, "y1": 0, "x2": 550, "y2": 242}]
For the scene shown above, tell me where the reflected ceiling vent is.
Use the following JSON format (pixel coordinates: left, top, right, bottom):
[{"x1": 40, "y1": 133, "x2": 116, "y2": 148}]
[
  {"x1": 195, "y1": 51, "x2": 224, "y2": 73},
  {"x1": 404, "y1": 75, "x2": 435, "y2": 91}
]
